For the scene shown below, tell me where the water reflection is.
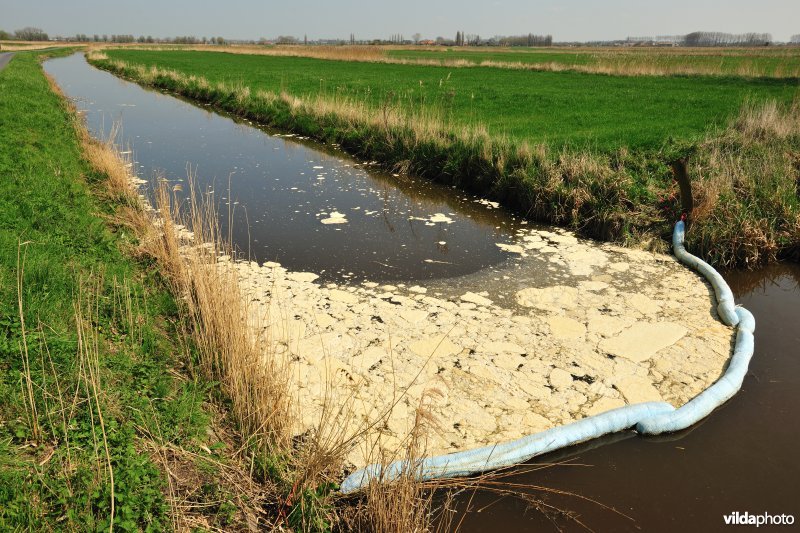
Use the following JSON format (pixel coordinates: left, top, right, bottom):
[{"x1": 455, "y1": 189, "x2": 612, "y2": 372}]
[{"x1": 724, "y1": 263, "x2": 800, "y2": 297}]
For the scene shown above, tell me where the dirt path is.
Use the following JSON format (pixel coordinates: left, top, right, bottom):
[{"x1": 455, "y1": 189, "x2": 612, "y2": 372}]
[{"x1": 0, "y1": 53, "x2": 14, "y2": 72}]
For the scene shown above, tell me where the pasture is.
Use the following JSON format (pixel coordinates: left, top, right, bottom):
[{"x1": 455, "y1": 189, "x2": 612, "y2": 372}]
[
  {"x1": 388, "y1": 45, "x2": 800, "y2": 77},
  {"x1": 103, "y1": 48, "x2": 798, "y2": 151}
]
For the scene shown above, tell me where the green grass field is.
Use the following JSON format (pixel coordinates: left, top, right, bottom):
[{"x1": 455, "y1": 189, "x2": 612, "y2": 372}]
[
  {"x1": 104, "y1": 49, "x2": 798, "y2": 151},
  {"x1": 387, "y1": 46, "x2": 800, "y2": 77}
]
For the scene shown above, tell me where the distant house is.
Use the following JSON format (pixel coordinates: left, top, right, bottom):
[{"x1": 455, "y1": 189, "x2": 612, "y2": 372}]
[{"x1": 418, "y1": 39, "x2": 436, "y2": 46}]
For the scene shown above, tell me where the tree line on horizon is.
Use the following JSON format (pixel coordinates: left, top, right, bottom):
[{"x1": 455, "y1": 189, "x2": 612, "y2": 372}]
[
  {"x1": 0, "y1": 28, "x2": 227, "y2": 45},
  {"x1": 0, "y1": 27, "x2": 49, "y2": 41},
  {"x1": 449, "y1": 32, "x2": 553, "y2": 46},
  {"x1": 62, "y1": 33, "x2": 226, "y2": 45},
  {"x1": 684, "y1": 31, "x2": 773, "y2": 46},
  {"x1": 627, "y1": 31, "x2": 776, "y2": 46},
  {"x1": 2, "y1": 26, "x2": 798, "y2": 47}
]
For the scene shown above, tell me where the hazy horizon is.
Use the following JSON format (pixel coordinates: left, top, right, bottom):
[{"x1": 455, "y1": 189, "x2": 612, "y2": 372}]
[{"x1": 4, "y1": 0, "x2": 800, "y2": 43}]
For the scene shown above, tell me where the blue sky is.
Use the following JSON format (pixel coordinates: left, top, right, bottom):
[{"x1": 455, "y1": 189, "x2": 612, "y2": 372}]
[{"x1": 4, "y1": 0, "x2": 799, "y2": 42}]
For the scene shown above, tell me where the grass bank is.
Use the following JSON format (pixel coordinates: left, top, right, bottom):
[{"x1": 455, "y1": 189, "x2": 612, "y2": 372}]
[
  {"x1": 0, "y1": 50, "x2": 341, "y2": 531},
  {"x1": 88, "y1": 50, "x2": 800, "y2": 267},
  {"x1": 0, "y1": 50, "x2": 269, "y2": 530}
]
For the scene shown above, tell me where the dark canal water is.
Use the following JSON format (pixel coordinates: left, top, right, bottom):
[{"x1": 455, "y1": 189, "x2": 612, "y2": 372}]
[{"x1": 44, "y1": 53, "x2": 524, "y2": 283}]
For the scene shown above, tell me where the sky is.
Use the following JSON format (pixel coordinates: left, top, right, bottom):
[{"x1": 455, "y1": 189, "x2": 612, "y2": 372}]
[{"x1": 3, "y1": 0, "x2": 799, "y2": 42}]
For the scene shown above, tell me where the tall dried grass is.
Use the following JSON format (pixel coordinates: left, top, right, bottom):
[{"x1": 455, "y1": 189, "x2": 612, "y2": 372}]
[
  {"x1": 348, "y1": 389, "x2": 453, "y2": 532},
  {"x1": 688, "y1": 99, "x2": 800, "y2": 266},
  {"x1": 0, "y1": 41, "x2": 82, "y2": 51},
  {"x1": 733, "y1": 98, "x2": 800, "y2": 140},
  {"x1": 150, "y1": 180, "x2": 296, "y2": 455},
  {"x1": 16, "y1": 243, "x2": 120, "y2": 532}
]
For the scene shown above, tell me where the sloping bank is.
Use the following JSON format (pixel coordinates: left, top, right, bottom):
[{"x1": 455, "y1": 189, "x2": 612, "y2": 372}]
[
  {"x1": 86, "y1": 50, "x2": 800, "y2": 268},
  {"x1": 2, "y1": 50, "x2": 332, "y2": 531},
  {"x1": 0, "y1": 50, "x2": 247, "y2": 530}
]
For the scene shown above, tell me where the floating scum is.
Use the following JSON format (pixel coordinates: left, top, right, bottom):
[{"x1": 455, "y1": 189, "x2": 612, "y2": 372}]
[{"x1": 340, "y1": 219, "x2": 755, "y2": 493}]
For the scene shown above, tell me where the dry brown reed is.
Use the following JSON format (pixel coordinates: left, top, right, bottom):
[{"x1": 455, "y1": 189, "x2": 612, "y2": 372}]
[
  {"x1": 17, "y1": 240, "x2": 120, "y2": 531},
  {"x1": 733, "y1": 98, "x2": 800, "y2": 140},
  {"x1": 74, "y1": 276, "x2": 117, "y2": 533},
  {"x1": 0, "y1": 41, "x2": 83, "y2": 51},
  {"x1": 349, "y1": 389, "x2": 450, "y2": 532},
  {"x1": 154, "y1": 179, "x2": 296, "y2": 455}
]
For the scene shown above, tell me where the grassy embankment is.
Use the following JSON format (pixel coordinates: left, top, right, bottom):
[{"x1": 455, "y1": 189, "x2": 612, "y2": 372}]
[
  {"x1": 2, "y1": 50, "x2": 463, "y2": 531},
  {"x1": 0, "y1": 50, "x2": 280, "y2": 531},
  {"x1": 113, "y1": 43, "x2": 800, "y2": 78},
  {"x1": 90, "y1": 49, "x2": 800, "y2": 267}
]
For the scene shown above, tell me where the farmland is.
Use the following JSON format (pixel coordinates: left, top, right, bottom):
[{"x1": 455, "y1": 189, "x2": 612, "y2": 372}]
[
  {"x1": 387, "y1": 45, "x2": 800, "y2": 77},
  {"x1": 102, "y1": 48, "x2": 798, "y2": 150}
]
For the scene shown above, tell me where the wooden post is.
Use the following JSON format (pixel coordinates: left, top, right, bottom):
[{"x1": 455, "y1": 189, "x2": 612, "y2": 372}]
[{"x1": 670, "y1": 158, "x2": 694, "y2": 225}]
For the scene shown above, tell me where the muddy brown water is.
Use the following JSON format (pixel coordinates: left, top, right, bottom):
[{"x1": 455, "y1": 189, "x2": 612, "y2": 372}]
[
  {"x1": 447, "y1": 263, "x2": 800, "y2": 532},
  {"x1": 45, "y1": 54, "x2": 799, "y2": 531}
]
